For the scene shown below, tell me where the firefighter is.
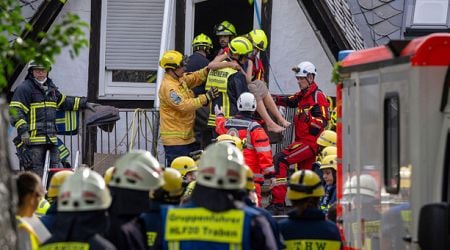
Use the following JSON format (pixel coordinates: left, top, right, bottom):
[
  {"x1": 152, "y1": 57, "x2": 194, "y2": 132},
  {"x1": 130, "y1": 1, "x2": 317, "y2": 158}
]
[
  {"x1": 269, "y1": 61, "x2": 330, "y2": 214},
  {"x1": 140, "y1": 168, "x2": 184, "y2": 249},
  {"x1": 40, "y1": 170, "x2": 73, "y2": 233},
  {"x1": 9, "y1": 60, "x2": 97, "y2": 177},
  {"x1": 312, "y1": 131, "x2": 337, "y2": 182},
  {"x1": 106, "y1": 150, "x2": 164, "y2": 249},
  {"x1": 319, "y1": 155, "x2": 337, "y2": 214},
  {"x1": 187, "y1": 33, "x2": 215, "y2": 149},
  {"x1": 215, "y1": 92, "x2": 276, "y2": 206},
  {"x1": 161, "y1": 142, "x2": 278, "y2": 250},
  {"x1": 216, "y1": 134, "x2": 244, "y2": 150},
  {"x1": 213, "y1": 20, "x2": 237, "y2": 57},
  {"x1": 159, "y1": 49, "x2": 239, "y2": 166},
  {"x1": 16, "y1": 171, "x2": 51, "y2": 249},
  {"x1": 171, "y1": 156, "x2": 198, "y2": 184},
  {"x1": 40, "y1": 168, "x2": 115, "y2": 249},
  {"x1": 205, "y1": 36, "x2": 251, "y2": 136},
  {"x1": 241, "y1": 167, "x2": 284, "y2": 250},
  {"x1": 342, "y1": 174, "x2": 381, "y2": 249},
  {"x1": 278, "y1": 170, "x2": 342, "y2": 249}
]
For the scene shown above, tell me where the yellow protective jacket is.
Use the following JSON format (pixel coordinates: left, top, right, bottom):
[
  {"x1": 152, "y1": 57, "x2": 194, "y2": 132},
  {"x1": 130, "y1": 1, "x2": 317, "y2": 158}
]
[{"x1": 159, "y1": 68, "x2": 210, "y2": 146}]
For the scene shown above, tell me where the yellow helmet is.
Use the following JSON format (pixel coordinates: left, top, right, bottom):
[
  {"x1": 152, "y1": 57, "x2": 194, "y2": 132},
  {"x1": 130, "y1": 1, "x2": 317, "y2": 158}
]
[
  {"x1": 244, "y1": 166, "x2": 256, "y2": 191},
  {"x1": 319, "y1": 155, "x2": 337, "y2": 171},
  {"x1": 229, "y1": 37, "x2": 253, "y2": 56},
  {"x1": 320, "y1": 146, "x2": 337, "y2": 160},
  {"x1": 103, "y1": 167, "x2": 115, "y2": 185},
  {"x1": 151, "y1": 168, "x2": 184, "y2": 203},
  {"x1": 248, "y1": 29, "x2": 268, "y2": 51},
  {"x1": 287, "y1": 170, "x2": 325, "y2": 200},
  {"x1": 216, "y1": 134, "x2": 243, "y2": 151},
  {"x1": 35, "y1": 198, "x2": 50, "y2": 217},
  {"x1": 192, "y1": 33, "x2": 213, "y2": 50},
  {"x1": 214, "y1": 20, "x2": 237, "y2": 36},
  {"x1": 47, "y1": 170, "x2": 73, "y2": 199},
  {"x1": 159, "y1": 50, "x2": 186, "y2": 69},
  {"x1": 171, "y1": 156, "x2": 198, "y2": 177},
  {"x1": 317, "y1": 130, "x2": 337, "y2": 147}
]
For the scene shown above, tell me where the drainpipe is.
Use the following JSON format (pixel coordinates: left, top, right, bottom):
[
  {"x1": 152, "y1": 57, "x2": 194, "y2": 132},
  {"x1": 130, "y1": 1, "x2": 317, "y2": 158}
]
[{"x1": 155, "y1": 0, "x2": 174, "y2": 109}]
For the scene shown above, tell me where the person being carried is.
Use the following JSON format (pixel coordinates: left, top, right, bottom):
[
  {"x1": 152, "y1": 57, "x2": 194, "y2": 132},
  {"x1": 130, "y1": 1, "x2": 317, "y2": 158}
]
[{"x1": 244, "y1": 29, "x2": 290, "y2": 132}]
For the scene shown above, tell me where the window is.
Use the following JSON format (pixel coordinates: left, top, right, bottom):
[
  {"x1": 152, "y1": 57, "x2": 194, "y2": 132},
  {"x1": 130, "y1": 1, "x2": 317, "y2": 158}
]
[
  {"x1": 412, "y1": 0, "x2": 449, "y2": 25},
  {"x1": 384, "y1": 93, "x2": 400, "y2": 194},
  {"x1": 99, "y1": 0, "x2": 164, "y2": 100}
]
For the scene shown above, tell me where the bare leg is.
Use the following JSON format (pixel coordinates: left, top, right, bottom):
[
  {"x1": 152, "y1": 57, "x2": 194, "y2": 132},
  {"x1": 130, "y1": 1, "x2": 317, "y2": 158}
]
[
  {"x1": 256, "y1": 100, "x2": 285, "y2": 133},
  {"x1": 263, "y1": 94, "x2": 291, "y2": 128}
]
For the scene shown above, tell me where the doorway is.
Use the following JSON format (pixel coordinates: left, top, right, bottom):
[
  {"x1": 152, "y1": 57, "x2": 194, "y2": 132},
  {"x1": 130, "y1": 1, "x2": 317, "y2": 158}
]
[{"x1": 185, "y1": 0, "x2": 254, "y2": 54}]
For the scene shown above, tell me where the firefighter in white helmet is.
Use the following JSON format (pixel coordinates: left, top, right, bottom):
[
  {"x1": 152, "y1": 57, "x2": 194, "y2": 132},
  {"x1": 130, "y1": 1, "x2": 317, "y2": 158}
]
[
  {"x1": 40, "y1": 167, "x2": 115, "y2": 249},
  {"x1": 278, "y1": 170, "x2": 342, "y2": 249},
  {"x1": 342, "y1": 174, "x2": 381, "y2": 249},
  {"x1": 106, "y1": 150, "x2": 164, "y2": 249},
  {"x1": 161, "y1": 142, "x2": 277, "y2": 249},
  {"x1": 215, "y1": 92, "x2": 276, "y2": 207}
]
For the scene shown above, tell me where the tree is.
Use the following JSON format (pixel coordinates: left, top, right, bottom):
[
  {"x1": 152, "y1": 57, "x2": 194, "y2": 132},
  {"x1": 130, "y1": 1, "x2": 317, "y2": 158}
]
[
  {"x1": 0, "y1": 0, "x2": 89, "y2": 247},
  {"x1": 0, "y1": 0, "x2": 89, "y2": 88}
]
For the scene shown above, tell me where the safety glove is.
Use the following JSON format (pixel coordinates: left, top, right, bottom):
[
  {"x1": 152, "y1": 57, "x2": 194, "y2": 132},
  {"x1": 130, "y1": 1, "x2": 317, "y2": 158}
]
[
  {"x1": 205, "y1": 87, "x2": 220, "y2": 101},
  {"x1": 86, "y1": 102, "x2": 100, "y2": 112},
  {"x1": 21, "y1": 131, "x2": 31, "y2": 145}
]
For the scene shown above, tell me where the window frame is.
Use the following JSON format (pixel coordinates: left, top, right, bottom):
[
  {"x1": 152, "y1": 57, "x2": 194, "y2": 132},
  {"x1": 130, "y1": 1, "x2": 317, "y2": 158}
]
[{"x1": 384, "y1": 92, "x2": 401, "y2": 194}]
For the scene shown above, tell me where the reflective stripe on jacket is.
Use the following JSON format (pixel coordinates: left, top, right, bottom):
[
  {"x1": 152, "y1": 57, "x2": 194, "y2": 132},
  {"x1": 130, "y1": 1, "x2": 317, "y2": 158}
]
[
  {"x1": 10, "y1": 78, "x2": 86, "y2": 145},
  {"x1": 274, "y1": 83, "x2": 329, "y2": 152},
  {"x1": 205, "y1": 66, "x2": 237, "y2": 126},
  {"x1": 216, "y1": 114, "x2": 275, "y2": 181},
  {"x1": 159, "y1": 68, "x2": 209, "y2": 146}
]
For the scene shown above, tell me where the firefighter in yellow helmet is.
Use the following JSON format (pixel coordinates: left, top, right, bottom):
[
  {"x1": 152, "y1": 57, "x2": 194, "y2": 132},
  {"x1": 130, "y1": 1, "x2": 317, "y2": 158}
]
[
  {"x1": 319, "y1": 145, "x2": 337, "y2": 162},
  {"x1": 40, "y1": 167, "x2": 115, "y2": 249},
  {"x1": 187, "y1": 33, "x2": 215, "y2": 149},
  {"x1": 319, "y1": 155, "x2": 337, "y2": 213},
  {"x1": 171, "y1": 156, "x2": 198, "y2": 184},
  {"x1": 213, "y1": 20, "x2": 237, "y2": 56},
  {"x1": 278, "y1": 170, "x2": 342, "y2": 249},
  {"x1": 162, "y1": 142, "x2": 278, "y2": 249},
  {"x1": 216, "y1": 133, "x2": 244, "y2": 150},
  {"x1": 205, "y1": 36, "x2": 252, "y2": 137},
  {"x1": 40, "y1": 170, "x2": 73, "y2": 233},
  {"x1": 159, "y1": 49, "x2": 239, "y2": 166},
  {"x1": 140, "y1": 168, "x2": 184, "y2": 249}
]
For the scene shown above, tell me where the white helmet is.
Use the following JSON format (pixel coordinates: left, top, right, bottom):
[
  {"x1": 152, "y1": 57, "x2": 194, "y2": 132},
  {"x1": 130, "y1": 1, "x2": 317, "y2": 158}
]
[
  {"x1": 237, "y1": 92, "x2": 257, "y2": 112},
  {"x1": 197, "y1": 142, "x2": 246, "y2": 190},
  {"x1": 293, "y1": 61, "x2": 317, "y2": 77},
  {"x1": 347, "y1": 174, "x2": 378, "y2": 197},
  {"x1": 58, "y1": 167, "x2": 112, "y2": 212},
  {"x1": 109, "y1": 150, "x2": 164, "y2": 191}
]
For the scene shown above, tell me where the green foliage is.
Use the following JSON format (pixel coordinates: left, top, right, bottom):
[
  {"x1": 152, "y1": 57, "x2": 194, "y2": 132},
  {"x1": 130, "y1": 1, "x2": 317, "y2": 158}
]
[
  {"x1": 331, "y1": 62, "x2": 342, "y2": 85},
  {"x1": 0, "y1": 0, "x2": 89, "y2": 88}
]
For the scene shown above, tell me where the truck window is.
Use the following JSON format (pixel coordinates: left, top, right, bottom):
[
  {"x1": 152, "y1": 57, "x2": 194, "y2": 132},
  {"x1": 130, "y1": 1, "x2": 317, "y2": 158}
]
[{"x1": 384, "y1": 93, "x2": 400, "y2": 194}]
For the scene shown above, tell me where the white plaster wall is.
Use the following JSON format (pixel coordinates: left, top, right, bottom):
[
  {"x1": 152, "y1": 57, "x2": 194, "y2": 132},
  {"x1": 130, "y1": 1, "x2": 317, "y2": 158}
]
[
  {"x1": 50, "y1": 0, "x2": 90, "y2": 97},
  {"x1": 269, "y1": 0, "x2": 336, "y2": 97}
]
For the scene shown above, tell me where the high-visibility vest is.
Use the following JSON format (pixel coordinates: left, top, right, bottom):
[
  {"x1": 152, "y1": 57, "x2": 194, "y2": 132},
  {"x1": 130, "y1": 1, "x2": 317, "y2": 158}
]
[{"x1": 205, "y1": 66, "x2": 237, "y2": 126}]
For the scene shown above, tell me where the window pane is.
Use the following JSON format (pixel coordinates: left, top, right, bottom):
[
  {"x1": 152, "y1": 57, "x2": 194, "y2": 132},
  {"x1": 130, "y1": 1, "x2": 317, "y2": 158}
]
[
  {"x1": 384, "y1": 93, "x2": 400, "y2": 194},
  {"x1": 413, "y1": 0, "x2": 449, "y2": 25},
  {"x1": 111, "y1": 70, "x2": 157, "y2": 83}
]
